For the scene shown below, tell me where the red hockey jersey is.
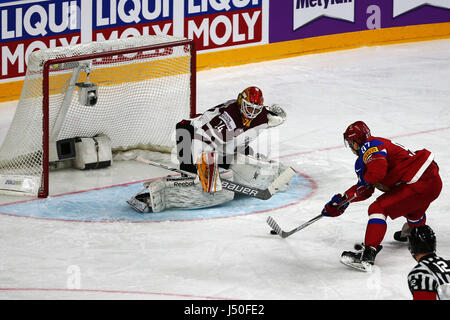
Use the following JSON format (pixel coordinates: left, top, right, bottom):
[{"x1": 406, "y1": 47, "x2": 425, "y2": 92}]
[{"x1": 360, "y1": 136, "x2": 434, "y2": 190}]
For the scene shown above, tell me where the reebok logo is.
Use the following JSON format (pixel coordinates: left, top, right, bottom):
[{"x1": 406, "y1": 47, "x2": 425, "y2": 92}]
[
  {"x1": 393, "y1": 0, "x2": 450, "y2": 17},
  {"x1": 174, "y1": 181, "x2": 195, "y2": 187},
  {"x1": 293, "y1": 0, "x2": 354, "y2": 30},
  {"x1": 218, "y1": 111, "x2": 237, "y2": 131}
]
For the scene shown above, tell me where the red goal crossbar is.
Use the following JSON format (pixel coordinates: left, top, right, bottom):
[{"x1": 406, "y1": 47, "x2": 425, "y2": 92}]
[{"x1": 40, "y1": 39, "x2": 196, "y2": 198}]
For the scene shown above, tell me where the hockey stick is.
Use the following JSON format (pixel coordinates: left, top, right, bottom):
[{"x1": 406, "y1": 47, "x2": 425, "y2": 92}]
[
  {"x1": 267, "y1": 214, "x2": 323, "y2": 239},
  {"x1": 267, "y1": 195, "x2": 356, "y2": 238},
  {"x1": 135, "y1": 156, "x2": 295, "y2": 200}
]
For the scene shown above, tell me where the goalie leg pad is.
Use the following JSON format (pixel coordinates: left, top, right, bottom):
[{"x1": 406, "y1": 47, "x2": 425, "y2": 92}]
[
  {"x1": 147, "y1": 179, "x2": 167, "y2": 213},
  {"x1": 133, "y1": 171, "x2": 234, "y2": 213},
  {"x1": 230, "y1": 153, "x2": 293, "y2": 192},
  {"x1": 164, "y1": 170, "x2": 233, "y2": 210}
]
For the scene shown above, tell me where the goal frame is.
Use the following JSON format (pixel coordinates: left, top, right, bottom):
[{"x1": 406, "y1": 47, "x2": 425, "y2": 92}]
[{"x1": 39, "y1": 39, "x2": 197, "y2": 198}]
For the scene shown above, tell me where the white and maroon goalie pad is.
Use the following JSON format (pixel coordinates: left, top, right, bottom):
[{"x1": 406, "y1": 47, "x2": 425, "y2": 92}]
[
  {"x1": 141, "y1": 170, "x2": 234, "y2": 213},
  {"x1": 230, "y1": 153, "x2": 292, "y2": 192}
]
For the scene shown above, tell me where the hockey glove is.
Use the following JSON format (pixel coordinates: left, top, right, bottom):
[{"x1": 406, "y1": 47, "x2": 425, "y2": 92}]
[
  {"x1": 322, "y1": 194, "x2": 349, "y2": 217},
  {"x1": 266, "y1": 104, "x2": 286, "y2": 127},
  {"x1": 344, "y1": 184, "x2": 374, "y2": 203}
]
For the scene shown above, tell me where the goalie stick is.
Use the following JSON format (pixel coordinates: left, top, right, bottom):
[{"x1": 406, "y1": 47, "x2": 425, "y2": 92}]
[
  {"x1": 135, "y1": 156, "x2": 295, "y2": 200},
  {"x1": 267, "y1": 195, "x2": 356, "y2": 238}
]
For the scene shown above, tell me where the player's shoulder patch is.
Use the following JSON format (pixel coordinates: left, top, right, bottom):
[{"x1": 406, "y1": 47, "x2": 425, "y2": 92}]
[
  {"x1": 360, "y1": 139, "x2": 386, "y2": 163},
  {"x1": 362, "y1": 146, "x2": 381, "y2": 163},
  {"x1": 218, "y1": 111, "x2": 237, "y2": 130}
]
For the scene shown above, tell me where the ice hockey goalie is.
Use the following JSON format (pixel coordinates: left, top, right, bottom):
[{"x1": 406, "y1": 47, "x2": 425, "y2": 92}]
[{"x1": 127, "y1": 86, "x2": 292, "y2": 213}]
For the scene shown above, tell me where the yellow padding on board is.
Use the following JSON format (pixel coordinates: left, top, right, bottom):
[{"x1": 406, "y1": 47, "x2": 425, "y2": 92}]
[
  {"x1": 197, "y1": 22, "x2": 450, "y2": 70},
  {"x1": 1, "y1": 22, "x2": 449, "y2": 102}
]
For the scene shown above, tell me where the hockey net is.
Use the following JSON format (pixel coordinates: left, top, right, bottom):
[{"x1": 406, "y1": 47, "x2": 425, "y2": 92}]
[{"x1": 0, "y1": 35, "x2": 196, "y2": 198}]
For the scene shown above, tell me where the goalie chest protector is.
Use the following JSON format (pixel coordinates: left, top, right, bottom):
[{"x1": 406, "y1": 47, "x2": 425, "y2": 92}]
[{"x1": 73, "y1": 135, "x2": 113, "y2": 170}]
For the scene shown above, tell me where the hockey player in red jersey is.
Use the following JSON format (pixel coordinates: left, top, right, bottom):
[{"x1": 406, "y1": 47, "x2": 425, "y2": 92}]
[{"x1": 321, "y1": 121, "x2": 442, "y2": 272}]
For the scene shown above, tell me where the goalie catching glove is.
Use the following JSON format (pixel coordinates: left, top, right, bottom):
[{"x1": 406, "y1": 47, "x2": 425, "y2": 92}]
[
  {"x1": 266, "y1": 104, "x2": 286, "y2": 128},
  {"x1": 196, "y1": 152, "x2": 222, "y2": 193}
]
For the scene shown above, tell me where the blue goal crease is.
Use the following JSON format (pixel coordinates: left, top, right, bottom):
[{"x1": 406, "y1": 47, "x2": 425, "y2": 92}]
[{"x1": 0, "y1": 174, "x2": 313, "y2": 222}]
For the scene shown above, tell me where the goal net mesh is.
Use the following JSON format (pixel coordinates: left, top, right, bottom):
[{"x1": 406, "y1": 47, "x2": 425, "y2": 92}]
[{"x1": 0, "y1": 35, "x2": 194, "y2": 197}]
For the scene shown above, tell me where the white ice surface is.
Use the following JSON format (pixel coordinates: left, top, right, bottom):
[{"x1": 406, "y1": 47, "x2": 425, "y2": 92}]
[{"x1": 0, "y1": 39, "x2": 449, "y2": 300}]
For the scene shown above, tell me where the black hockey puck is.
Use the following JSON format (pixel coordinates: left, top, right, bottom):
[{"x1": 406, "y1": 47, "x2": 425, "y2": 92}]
[{"x1": 270, "y1": 230, "x2": 278, "y2": 235}]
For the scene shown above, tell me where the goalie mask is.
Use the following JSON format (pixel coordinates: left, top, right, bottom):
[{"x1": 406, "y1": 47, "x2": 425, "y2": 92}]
[{"x1": 237, "y1": 87, "x2": 264, "y2": 125}]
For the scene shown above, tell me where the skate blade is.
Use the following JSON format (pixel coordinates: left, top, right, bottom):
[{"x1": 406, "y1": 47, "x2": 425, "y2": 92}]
[{"x1": 340, "y1": 256, "x2": 373, "y2": 272}]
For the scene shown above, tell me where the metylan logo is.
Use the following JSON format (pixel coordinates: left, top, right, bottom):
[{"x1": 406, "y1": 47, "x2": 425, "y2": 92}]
[
  {"x1": 393, "y1": 0, "x2": 450, "y2": 17},
  {"x1": 293, "y1": 0, "x2": 354, "y2": 30}
]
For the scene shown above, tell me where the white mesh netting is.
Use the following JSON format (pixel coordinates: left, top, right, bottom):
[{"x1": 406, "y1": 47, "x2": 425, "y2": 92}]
[{"x1": 0, "y1": 35, "x2": 193, "y2": 196}]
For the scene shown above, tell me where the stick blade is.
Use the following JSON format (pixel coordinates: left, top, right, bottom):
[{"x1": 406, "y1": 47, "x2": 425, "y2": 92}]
[{"x1": 266, "y1": 216, "x2": 286, "y2": 238}]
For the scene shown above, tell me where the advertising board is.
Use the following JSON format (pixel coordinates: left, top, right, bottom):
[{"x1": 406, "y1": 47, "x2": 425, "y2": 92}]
[{"x1": 0, "y1": 0, "x2": 449, "y2": 101}]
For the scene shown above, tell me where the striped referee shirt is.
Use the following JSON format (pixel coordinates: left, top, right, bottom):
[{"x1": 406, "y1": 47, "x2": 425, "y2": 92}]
[{"x1": 408, "y1": 253, "x2": 450, "y2": 300}]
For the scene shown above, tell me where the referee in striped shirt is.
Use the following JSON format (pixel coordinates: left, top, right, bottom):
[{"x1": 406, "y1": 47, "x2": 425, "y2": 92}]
[{"x1": 407, "y1": 225, "x2": 450, "y2": 300}]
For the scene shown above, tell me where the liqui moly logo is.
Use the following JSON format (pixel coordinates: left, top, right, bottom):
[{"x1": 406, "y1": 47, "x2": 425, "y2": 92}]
[
  {"x1": 0, "y1": 0, "x2": 174, "y2": 81},
  {"x1": 293, "y1": 0, "x2": 354, "y2": 30},
  {"x1": 93, "y1": 0, "x2": 173, "y2": 41},
  {"x1": 1, "y1": 0, "x2": 82, "y2": 79},
  {"x1": 0, "y1": 1, "x2": 80, "y2": 41},
  {"x1": 393, "y1": 0, "x2": 450, "y2": 17},
  {"x1": 185, "y1": 0, "x2": 263, "y2": 50}
]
